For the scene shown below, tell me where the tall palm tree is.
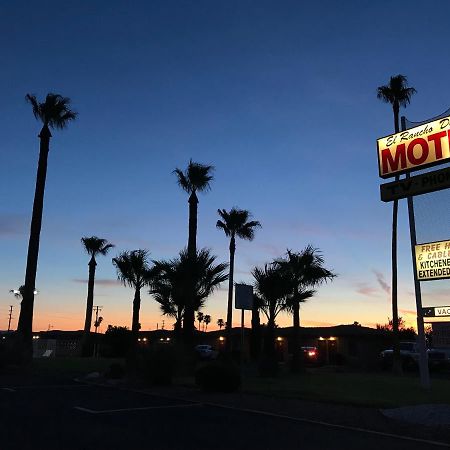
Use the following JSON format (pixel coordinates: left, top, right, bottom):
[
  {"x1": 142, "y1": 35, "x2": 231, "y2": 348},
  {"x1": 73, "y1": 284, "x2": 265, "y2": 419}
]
[
  {"x1": 112, "y1": 250, "x2": 153, "y2": 342},
  {"x1": 197, "y1": 312, "x2": 204, "y2": 331},
  {"x1": 217, "y1": 207, "x2": 261, "y2": 351},
  {"x1": 80, "y1": 236, "x2": 114, "y2": 355},
  {"x1": 252, "y1": 263, "x2": 292, "y2": 357},
  {"x1": 149, "y1": 248, "x2": 228, "y2": 339},
  {"x1": 173, "y1": 160, "x2": 214, "y2": 340},
  {"x1": 204, "y1": 314, "x2": 211, "y2": 331},
  {"x1": 377, "y1": 75, "x2": 416, "y2": 373},
  {"x1": 217, "y1": 318, "x2": 224, "y2": 330},
  {"x1": 17, "y1": 93, "x2": 77, "y2": 361},
  {"x1": 276, "y1": 246, "x2": 335, "y2": 372}
]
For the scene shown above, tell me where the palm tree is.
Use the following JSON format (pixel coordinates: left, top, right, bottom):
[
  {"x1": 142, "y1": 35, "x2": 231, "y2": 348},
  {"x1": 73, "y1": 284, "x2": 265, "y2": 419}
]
[
  {"x1": 149, "y1": 248, "x2": 228, "y2": 339},
  {"x1": 252, "y1": 263, "x2": 292, "y2": 357},
  {"x1": 112, "y1": 250, "x2": 153, "y2": 343},
  {"x1": 204, "y1": 314, "x2": 211, "y2": 331},
  {"x1": 197, "y1": 312, "x2": 204, "y2": 331},
  {"x1": 377, "y1": 75, "x2": 416, "y2": 373},
  {"x1": 217, "y1": 207, "x2": 261, "y2": 351},
  {"x1": 276, "y1": 246, "x2": 335, "y2": 372},
  {"x1": 217, "y1": 318, "x2": 224, "y2": 330},
  {"x1": 80, "y1": 236, "x2": 114, "y2": 355},
  {"x1": 173, "y1": 160, "x2": 214, "y2": 340},
  {"x1": 17, "y1": 93, "x2": 77, "y2": 361}
]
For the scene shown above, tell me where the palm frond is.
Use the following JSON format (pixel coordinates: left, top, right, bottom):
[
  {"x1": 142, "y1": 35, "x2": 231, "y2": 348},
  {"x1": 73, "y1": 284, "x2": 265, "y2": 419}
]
[
  {"x1": 26, "y1": 92, "x2": 77, "y2": 129},
  {"x1": 112, "y1": 249, "x2": 152, "y2": 289},
  {"x1": 376, "y1": 74, "x2": 416, "y2": 109},
  {"x1": 81, "y1": 236, "x2": 114, "y2": 257},
  {"x1": 216, "y1": 207, "x2": 261, "y2": 241}
]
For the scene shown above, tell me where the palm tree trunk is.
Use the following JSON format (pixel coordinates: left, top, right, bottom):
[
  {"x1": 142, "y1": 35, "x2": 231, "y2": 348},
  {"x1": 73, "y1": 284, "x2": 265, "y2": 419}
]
[
  {"x1": 391, "y1": 102, "x2": 402, "y2": 374},
  {"x1": 131, "y1": 288, "x2": 141, "y2": 339},
  {"x1": 291, "y1": 297, "x2": 301, "y2": 373},
  {"x1": 264, "y1": 317, "x2": 276, "y2": 357},
  {"x1": 82, "y1": 256, "x2": 97, "y2": 356},
  {"x1": 16, "y1": 124, "x2": 52, "y2": 362},
  {"x1": 183, "y1": 191, "x2": 198, "y2": 342},
  {"x1": 225, "y1": 235, "x2": 236, "y2": 352}
]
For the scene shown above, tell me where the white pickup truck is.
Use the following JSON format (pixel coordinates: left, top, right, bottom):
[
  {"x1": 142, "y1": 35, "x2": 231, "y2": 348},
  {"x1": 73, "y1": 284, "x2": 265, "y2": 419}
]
[{"x1": 380, "y1": 341, "x2": 447, "y2": 370}]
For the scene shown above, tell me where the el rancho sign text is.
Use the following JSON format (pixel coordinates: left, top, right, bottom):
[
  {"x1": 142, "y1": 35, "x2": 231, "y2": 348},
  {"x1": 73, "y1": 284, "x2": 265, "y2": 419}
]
[{"x1": 377, "y1": 115, "x2": 450, "y2": 178}]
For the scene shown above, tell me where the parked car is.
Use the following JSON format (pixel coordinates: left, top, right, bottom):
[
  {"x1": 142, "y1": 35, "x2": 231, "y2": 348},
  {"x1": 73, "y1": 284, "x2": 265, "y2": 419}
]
[
  {"x1": 300, "y1": 346, "x2": 319, "y2": 365},
  {"x1": 195, "y1": 344, "x2": 218, "y2": 360}
]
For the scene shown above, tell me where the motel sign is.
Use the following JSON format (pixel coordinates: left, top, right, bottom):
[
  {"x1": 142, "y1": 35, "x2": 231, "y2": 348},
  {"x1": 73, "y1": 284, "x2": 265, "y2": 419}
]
[{"x1": 377, "y1": 115, "x2": 450, "y2": 178}]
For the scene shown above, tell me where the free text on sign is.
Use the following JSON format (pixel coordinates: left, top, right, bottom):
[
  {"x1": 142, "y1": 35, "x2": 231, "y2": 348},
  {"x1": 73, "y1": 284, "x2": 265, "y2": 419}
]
[
  {"x1": 377, "y1": 116, "x2": 450, "y2": 178},
  {"x1": 415, "y1": 239, "x2": 450, "y2": 281}
]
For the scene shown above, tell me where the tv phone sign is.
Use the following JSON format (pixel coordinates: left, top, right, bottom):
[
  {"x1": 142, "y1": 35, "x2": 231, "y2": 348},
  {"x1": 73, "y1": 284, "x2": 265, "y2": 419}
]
[{"x1": 377, "y1": 115, "x2": 450, "y2": 178}]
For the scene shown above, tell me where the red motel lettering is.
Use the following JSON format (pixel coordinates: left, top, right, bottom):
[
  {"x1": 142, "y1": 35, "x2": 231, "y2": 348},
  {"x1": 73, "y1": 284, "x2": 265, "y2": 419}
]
[{"x1": 381, "y1": 130, "x2": 450, "y2": 177}]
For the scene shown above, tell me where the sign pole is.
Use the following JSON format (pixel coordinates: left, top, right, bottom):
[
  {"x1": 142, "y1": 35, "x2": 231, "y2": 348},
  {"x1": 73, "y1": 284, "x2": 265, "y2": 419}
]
[{"x1": 402, "y1": 117, "x2": 430, "y2": 390}]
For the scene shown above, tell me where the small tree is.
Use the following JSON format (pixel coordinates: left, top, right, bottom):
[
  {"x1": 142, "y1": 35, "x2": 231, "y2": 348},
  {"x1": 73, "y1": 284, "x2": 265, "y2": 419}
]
[
  {"x1": 217, "y1": 318, "x2": 224, "y2": 330},
  {"x1": 204, "y1": 314, "x2": 211, "y2": 331}
]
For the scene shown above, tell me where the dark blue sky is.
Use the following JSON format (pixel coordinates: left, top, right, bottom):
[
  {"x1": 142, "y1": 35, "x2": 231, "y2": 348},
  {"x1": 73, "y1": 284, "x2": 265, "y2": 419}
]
[{"x1": 1, "y1": 1, "x2": 449, "y2": 330}]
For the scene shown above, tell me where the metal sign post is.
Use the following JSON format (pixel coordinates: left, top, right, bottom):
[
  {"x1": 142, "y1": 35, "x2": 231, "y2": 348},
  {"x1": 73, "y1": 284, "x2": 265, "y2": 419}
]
[
  {"x1": 401, "y1": 117, "x2": 430, "y2": 389},
  {"x1": 235, "y1": 282, "x2": 253, "y2": 394}
]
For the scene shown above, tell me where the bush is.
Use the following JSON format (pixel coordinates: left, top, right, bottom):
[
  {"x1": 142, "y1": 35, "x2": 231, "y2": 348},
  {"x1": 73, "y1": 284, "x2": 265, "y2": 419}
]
[
  {"x1": 138, "y1": 347, "x2": 175, "y2": 385},
  {"x1": 258, "y1": 355, "x2": 279, "y2": 377},
  {"x1": 195, "y1": 360, "x2": 241, "y2": 392}
]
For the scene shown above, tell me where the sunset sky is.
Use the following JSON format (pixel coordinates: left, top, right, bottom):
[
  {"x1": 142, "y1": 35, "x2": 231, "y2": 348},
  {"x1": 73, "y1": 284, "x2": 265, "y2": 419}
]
[{"x1": 1, "y1": 0, "x2": 449, "y2": 332}]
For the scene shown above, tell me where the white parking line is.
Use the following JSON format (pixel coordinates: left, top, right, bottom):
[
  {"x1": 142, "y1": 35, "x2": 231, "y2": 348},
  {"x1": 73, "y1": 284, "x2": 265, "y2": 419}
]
[
  {"x1": 204, "y1": 402, "x2": 450, "y2": 448},
  {"x1": 74, "y1": 380, "x2": 450, "y2": 447},
  {"x1": 1, "y1": 384, "x2": 91, "y2": 390},
  {"x1": 74, "y1": 403, "x2": 203, "y2": 414}
]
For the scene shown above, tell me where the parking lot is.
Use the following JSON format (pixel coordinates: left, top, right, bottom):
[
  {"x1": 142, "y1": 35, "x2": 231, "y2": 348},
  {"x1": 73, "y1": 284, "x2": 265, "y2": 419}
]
[{"x1": 1, "y1": 377, "x2": 449, "y2": 450}]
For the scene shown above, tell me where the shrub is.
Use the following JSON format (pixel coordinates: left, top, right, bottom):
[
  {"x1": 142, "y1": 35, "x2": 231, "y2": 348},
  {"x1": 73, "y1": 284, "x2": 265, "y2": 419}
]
[
  {"x1": 195, "y1": 360, "x2": 241, "y2": 392},
  {"x1": 139, "y1": 347, "x2": 175, "y2": 385},
  {"x1": 258, "y1": 355, "x2": 279, "y2": 377}
]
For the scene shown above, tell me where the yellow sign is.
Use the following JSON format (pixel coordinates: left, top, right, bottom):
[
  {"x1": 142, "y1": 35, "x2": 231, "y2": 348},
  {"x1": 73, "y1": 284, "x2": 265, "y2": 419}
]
[
  {"x1": 377, "y1": 116, "x2": 450, "y2": 178},
  {"x1": 415, "y1": 240, "x2": 450, "y2": 281}
]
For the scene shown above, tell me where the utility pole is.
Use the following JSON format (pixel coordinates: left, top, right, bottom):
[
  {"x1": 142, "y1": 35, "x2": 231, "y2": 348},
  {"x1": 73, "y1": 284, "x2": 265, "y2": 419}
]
[
  {"x1": 92, "y1": 305, "x2": 103, "y2": 358},
  {"x1": 93, "y1": 306, "x2": 103, "y2": 333},
  {"x1": 7, "y1": 305, "x2": 13, "y2": 332}
]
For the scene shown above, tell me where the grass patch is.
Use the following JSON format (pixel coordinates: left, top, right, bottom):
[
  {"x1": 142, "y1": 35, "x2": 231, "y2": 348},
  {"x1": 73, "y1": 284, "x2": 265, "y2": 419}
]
[{"x1": 242, "y1": 370, "x2": 450, "y2": 408}]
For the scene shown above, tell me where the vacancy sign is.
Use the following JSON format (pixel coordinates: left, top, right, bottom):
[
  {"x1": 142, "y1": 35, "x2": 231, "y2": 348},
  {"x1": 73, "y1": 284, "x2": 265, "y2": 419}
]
[
  {"x1": 422, "y1": 306, "x2": 450, "y2": 317},
  {"x1": 415, "y1": 240, "x2": 450, "y2": 281},
  {"x1": 377, "y1": 115, "x2": 450, "y2": 178}
]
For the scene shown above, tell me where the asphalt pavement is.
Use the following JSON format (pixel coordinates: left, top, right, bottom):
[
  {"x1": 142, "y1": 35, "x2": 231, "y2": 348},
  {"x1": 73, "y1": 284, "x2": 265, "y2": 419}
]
[{"x1": 1, "y1": 378, "x2": 449, "y2": 450}]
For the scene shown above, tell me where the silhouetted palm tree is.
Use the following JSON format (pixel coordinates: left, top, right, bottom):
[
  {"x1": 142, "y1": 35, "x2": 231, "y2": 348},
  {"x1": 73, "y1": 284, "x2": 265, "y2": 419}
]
[
  {"x1": 204, "y1": 314, "x2": 211, "y2": 331},
  {"x1": 276, "y1": 246, "x2": 335, "y2": 372},
  {"x1": 112, "y1": 250, "x2": 153, "y2": 342},
  {"x1": 81, "y1": 236, "x2": 114, "y2": 355},
  {"x1": 217, "y1": 207, "x2": 261, "y2": 351},
  {"x1": 17, "y1": 93, "x2": 77, "y2": 361},
  {"x1": 377, "y1": 75, "x2": 416, "y2": 373},
  {"x1": 149, "y1": 248, "x2": 228, "y2": 339},
  {"x1": 173, "y1": 160, "x2": 214, "y2": 340},
  {"x1": 252, "y1": 263, "x2": 292, "y2": 357},
  {"x1": 217, "y1": 318, "x2": 224, "y2": 330},
  {"x1": 197, "y1": 312, "x2": 204, "y2": 331}
]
